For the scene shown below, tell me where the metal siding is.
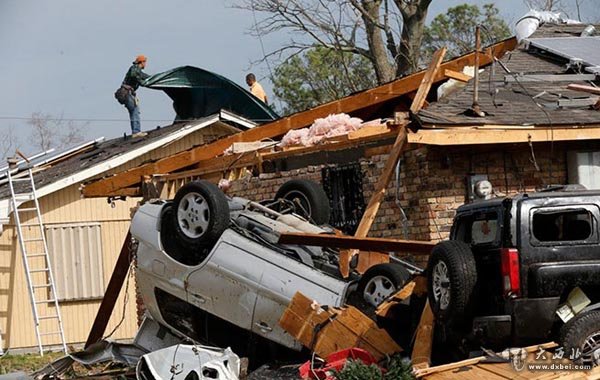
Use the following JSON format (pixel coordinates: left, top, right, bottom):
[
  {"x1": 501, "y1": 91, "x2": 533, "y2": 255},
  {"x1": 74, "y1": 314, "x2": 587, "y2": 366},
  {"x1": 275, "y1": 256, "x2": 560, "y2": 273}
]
[
  {"x1": 0, "y1": 129, "x2": 223, "y2": 350},
  {"x1": 46, "y1": 224, "x2": 104, "y2": 301}
]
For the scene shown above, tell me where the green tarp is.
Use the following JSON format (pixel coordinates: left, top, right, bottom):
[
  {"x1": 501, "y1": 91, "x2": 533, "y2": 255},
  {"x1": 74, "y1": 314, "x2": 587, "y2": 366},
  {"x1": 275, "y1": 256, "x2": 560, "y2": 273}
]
[{"x1": 143, "y1": 66, "x2": 279, "y2": 124}]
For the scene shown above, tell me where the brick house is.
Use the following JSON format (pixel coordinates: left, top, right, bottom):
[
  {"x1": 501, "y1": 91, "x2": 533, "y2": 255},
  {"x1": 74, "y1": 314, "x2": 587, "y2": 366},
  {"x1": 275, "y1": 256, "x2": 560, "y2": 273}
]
[
  {"x1": 221, "y1": 23, "x2": 600, "y2": 267},
  {"x1": 83, "y1": 24, "x2": 600, "y2": 271}
]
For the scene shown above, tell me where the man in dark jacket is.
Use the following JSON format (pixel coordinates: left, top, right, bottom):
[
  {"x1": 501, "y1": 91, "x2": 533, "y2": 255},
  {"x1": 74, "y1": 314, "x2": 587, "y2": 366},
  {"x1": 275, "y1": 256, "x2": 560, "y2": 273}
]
[{"x1": 120, "y1": 55, "x2": 150, "y2": 137}]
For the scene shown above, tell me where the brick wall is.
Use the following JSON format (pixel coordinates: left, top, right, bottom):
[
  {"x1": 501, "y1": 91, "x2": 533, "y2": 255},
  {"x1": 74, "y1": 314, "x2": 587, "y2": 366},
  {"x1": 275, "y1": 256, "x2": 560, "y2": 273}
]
[{"x1": 227, "y1": 142, "x2": 570, "y2": 268}]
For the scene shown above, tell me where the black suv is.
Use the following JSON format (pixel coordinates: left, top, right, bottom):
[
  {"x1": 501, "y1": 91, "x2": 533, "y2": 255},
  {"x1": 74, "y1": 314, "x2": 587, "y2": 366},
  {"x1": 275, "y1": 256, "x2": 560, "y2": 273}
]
[{"x1": 427, "y1": 188, "x2": 600, "y2": 365}]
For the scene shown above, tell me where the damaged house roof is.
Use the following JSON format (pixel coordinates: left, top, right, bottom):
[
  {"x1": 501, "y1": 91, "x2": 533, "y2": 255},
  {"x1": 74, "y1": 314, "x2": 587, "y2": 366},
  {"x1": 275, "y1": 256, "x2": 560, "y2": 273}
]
[
  {"x1": 80, "y1": 23, "x2": 600, "y2": 198},
  {"x1": 417, "y1": 24, "x2": 600, "y2": 127},
  {"x1": 0, "y1": 112, "x2": 244, "y2": 223}
]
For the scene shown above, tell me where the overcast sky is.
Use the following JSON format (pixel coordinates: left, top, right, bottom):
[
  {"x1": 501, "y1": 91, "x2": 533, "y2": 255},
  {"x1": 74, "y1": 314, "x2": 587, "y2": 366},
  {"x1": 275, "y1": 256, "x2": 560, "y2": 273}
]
[{"x1": 1, "y1": 0, "x2": 598, "y2": 156}]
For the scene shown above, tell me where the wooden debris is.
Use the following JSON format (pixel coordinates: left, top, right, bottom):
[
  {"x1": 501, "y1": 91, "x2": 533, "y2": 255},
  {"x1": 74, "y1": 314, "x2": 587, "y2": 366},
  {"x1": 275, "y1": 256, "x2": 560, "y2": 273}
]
[
  {"x1": 279, "y1": 292, "x2": 402, "y2": 361},
  {"x1": 411, "y1": 47, "x2": 448, "y2": 114},
  {"x1": 85, "y1": 232, "x2": 133, "y2": 348},
  {"x1": 411, "y1": 301, "x2": 435, "y2": 370},
  {"x1": 444, "y1": 69, "x2": 472, "y2": 83},
  {"x1": 415, "y1": 342, "x2": 559, "y2": 378},
  {"x1": 229, "y1": 141, "x2": 276, "y2": 154},
  {"x1": 356, "y1": 251, "x2": 390, "y2": 274},
  {"x1": 339, "y1": 47, "x2": 447, "y2": 277},
  {"x1": 376, "y1": 280, "x2": 417, "y2": 318},
  {"x1": 567, "y1": 83, "x2": 600, "y2": 95},
  {"x1": 277, "y1": 232, "x2": 435, "y2": 255},
  {"x1": 348, "y1": 124, "x2": 392, "y2": 140}
]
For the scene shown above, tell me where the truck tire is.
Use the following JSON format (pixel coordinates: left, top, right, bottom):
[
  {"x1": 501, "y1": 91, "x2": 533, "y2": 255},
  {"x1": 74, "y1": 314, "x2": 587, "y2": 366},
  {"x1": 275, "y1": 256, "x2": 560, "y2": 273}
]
[
  {"x1": 559, "y1": 310, "x2": 600, "y2": 366},
  {"x1": 357, "y1": 263, "x2": 411, "y2": 308},
  {"x1": 172, "y1": 180, "x2": 230, "y2": 250},
  {"x1": 275, "y1": 179, "x2": 331, "y2": 225},
  {"x1": 427, "y1": 241, "x2": 477, "y2": 323}
]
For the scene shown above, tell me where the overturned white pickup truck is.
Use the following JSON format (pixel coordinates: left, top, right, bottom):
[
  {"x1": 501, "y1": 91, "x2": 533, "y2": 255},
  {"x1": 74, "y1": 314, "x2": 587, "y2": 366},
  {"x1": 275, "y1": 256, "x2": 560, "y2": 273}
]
[{"x1": 132, "y1": 179, "x2": 414, "y2": 352}]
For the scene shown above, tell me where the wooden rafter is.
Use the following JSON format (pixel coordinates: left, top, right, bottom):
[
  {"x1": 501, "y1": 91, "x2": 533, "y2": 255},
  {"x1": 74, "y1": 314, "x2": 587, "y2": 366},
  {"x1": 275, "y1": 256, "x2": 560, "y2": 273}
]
[
  {"x1": 82, "y1": 38, "x2": 516, "y2": 198},
  {"x1": 408, "y1": 125, "x2": 600, "y2": 146},
  {"x1": 338, "y1": 47, "x2": 447, "y2": 277}
]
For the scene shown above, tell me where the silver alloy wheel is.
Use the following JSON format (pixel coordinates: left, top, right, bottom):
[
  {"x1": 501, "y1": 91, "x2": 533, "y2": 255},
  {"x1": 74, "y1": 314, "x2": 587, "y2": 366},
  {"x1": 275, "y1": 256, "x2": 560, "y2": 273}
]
[
  {"x1": 432, "y1": 261, "x2": 451, "y2": 310},
  {"x1": 581, "y1": 331, "x2": 600, "y2": 366},
  {"x1": 363, "y1": 275, "x2": 397, "y2": 307},
  {"x1": 177, "y1": 192, "x2": 210, "y2": 239}
]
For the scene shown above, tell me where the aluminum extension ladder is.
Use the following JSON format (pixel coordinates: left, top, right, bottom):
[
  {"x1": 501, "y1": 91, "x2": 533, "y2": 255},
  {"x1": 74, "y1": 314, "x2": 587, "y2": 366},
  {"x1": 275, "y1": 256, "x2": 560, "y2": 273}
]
[{"x1": 7, "y1": 166, "x2": 67, "y2": 355}]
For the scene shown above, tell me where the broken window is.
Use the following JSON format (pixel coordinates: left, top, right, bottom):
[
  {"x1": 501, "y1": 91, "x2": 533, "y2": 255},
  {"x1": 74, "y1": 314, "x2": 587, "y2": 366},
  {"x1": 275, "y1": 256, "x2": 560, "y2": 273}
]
[
  {"x1": 452, "y1": 211, "x2": 501, "y2": 246},
  {"x1": 45, "y1": 223, "x2": 105, "y2": 301},
  {"x1": 322, "y1": 163, "x2": 366, "y2": 234},
  {"x1": 532, "y1": 209, "x2": 594, "y2": 242}
]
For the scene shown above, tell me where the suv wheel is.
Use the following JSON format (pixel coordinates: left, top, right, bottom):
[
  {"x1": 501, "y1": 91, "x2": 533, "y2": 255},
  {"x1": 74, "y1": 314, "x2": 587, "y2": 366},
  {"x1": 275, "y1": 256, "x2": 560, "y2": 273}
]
[
  {"x1": 560, "y1": 310, "x2": 600, "y2": 366},
  {"x1": 172, "y1": 180, "x2": 230, "y2": 250},
  {"x1": 275, "y1": 179, "x2": 331, "y2": 225},
  {"x1": 357, "y1": 263, "x2": 411, "y2": 308},
  {"x1": 427, "y1": 241, "x2": 477, "y2": 323}
]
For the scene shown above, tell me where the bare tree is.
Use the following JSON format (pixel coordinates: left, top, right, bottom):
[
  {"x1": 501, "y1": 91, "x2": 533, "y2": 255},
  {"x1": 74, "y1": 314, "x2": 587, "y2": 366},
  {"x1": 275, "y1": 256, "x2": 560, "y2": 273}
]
[
  {"x1": 237, "y1": 0, "x2": 432, "y2": 84},
  {"x1": 523, "y1": 0, "x2": 588, "y2": 20},
  {"x1": 524, "y1": 0, "x2": 565, "y2": 11},
  {"x1": 0, "y1": 126, "x2": 20, "y2": 162},
  {"x1": 27, "y1": 112, "x2": 88, "y2": 152}
]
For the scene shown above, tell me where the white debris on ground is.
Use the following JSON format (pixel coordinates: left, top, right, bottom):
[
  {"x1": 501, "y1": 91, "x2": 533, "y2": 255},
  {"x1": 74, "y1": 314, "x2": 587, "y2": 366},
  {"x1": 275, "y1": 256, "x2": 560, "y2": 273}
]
[{"x1": 136, "y1": 344, "x2": 241, "y2": 380}]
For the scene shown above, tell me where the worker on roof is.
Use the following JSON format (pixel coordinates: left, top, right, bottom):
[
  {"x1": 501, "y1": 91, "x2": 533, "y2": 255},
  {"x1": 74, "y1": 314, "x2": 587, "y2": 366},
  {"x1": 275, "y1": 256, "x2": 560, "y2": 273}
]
[
  {"x1": 115, "y1": 55, "x2": 151, "y2": 138},
  {"x1": 245, "y1": 73, "x2": 268, "y2": 105}
]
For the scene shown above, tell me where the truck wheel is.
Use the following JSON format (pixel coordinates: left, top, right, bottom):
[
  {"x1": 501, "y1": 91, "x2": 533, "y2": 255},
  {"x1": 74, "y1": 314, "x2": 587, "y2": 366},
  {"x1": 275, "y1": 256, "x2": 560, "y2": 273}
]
[
  {"x1": 427, "y1": 241, "x2": 477, "y2": 323},
  {"x1": 275, "y1": 179, "x2": 331, "y2": 225},
  {"x1": 560, "y1": 310, "x2": 600, "y2": 366},
  {"x1": 357, "y1": 263, "x2": 411, "y2": 308},
  {"x1": 172, "y1": 180, "x2": 230, "y2": 250}
]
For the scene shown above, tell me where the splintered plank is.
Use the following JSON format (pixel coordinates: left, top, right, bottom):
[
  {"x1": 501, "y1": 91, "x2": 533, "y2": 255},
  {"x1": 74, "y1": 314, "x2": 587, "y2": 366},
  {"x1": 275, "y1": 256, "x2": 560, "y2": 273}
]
[
  {"x1": 376, "y1": 280, "x2": 417, "y2": 318},
  {"x1": 444, "y1": 69, "x2": 472, "y2": 83},
  {"x1": 411, "y1": 47, "x2": 448, "y2": 113},
  {"x1": 412, "y1": 300, "x2": 435, "y2": 369},
  {"x1": 566, "y1": 83, "x2": 600, "y2": 95},
  {"x1": 356, "y1": 251, "x2": 390, "y2": 274},
  {"x1": 279, "y1": 292, "x2": 401, "y2": 361}
]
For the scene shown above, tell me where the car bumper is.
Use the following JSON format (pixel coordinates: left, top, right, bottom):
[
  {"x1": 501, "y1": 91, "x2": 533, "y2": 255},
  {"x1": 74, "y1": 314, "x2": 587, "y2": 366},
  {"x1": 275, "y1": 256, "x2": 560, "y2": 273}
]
[{"x1": 472, "y1": 297, "x2": 560, "y2": 345}]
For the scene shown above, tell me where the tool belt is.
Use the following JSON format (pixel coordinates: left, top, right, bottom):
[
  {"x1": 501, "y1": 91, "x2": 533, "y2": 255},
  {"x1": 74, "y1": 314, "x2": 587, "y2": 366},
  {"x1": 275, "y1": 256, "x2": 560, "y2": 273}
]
[{"x1": 114, "y1": 84, "x2": 135, "y2": 104}]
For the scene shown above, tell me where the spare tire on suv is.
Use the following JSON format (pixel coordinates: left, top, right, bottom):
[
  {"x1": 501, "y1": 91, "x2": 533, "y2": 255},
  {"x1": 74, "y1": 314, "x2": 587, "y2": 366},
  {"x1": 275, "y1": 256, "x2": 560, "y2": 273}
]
[
  {"x1": 275, "y1": 179, "x2": 331, "y2": 225},
  {"x1": 427, "y1": 241, "x2": 477, "y2": 324},
  {"x1": 171, "y1": 180, "x2": 230, "y2": 251}
]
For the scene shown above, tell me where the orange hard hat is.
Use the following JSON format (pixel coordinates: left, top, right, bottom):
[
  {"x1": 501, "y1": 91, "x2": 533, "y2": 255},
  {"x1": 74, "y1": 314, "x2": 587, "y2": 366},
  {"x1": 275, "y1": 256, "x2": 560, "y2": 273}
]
[{"x1": 135, "y1": 55, "x2": 147, "y2": 63}]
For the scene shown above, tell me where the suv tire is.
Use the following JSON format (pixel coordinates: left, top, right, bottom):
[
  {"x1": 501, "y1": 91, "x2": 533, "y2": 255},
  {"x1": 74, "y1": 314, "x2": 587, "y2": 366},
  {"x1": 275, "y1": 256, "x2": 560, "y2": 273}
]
[
  {"x1": 559, "y1": 310, "x2": 600, "y2": 366},
  {"x1": 172, "y1": 180, "x2": 230, "y2": 250},
  {"x1": 357, "y1": 263, "x2": 411, "y2": 308},
  {"x1": 427, "y1": 241, "x2": 477, "y2": 323},
  {"x1": 275, "y1": 179, "x2": 331, "y2": 225}
]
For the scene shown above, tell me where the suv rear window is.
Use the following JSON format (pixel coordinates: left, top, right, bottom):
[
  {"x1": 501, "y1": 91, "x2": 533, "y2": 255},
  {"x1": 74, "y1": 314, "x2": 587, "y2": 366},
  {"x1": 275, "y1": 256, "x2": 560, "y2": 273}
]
[
  {"x1": 532, "y1": 209, "x2": 593, "y2": 242},
  {"x1": 453, "y1": 210, "x2": 501, "y2": 246}
]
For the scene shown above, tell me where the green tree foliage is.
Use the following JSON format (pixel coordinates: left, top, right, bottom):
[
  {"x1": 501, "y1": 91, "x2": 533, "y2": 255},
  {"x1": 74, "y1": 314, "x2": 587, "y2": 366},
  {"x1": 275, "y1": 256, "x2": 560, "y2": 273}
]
[
  {"x1": 422, "y1": 3, "x2": 511, "y2": 61},
  {"x1": 271, "y1": 47, "x2": 377, "y2": 115}
]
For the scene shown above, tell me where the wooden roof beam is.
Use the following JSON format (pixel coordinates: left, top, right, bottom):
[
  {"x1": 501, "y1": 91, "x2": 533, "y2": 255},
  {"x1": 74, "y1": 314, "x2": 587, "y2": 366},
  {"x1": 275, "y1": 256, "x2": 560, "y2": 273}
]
[{"x1": 408, "y1": 125, "x2": 600, "y2": 145}]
